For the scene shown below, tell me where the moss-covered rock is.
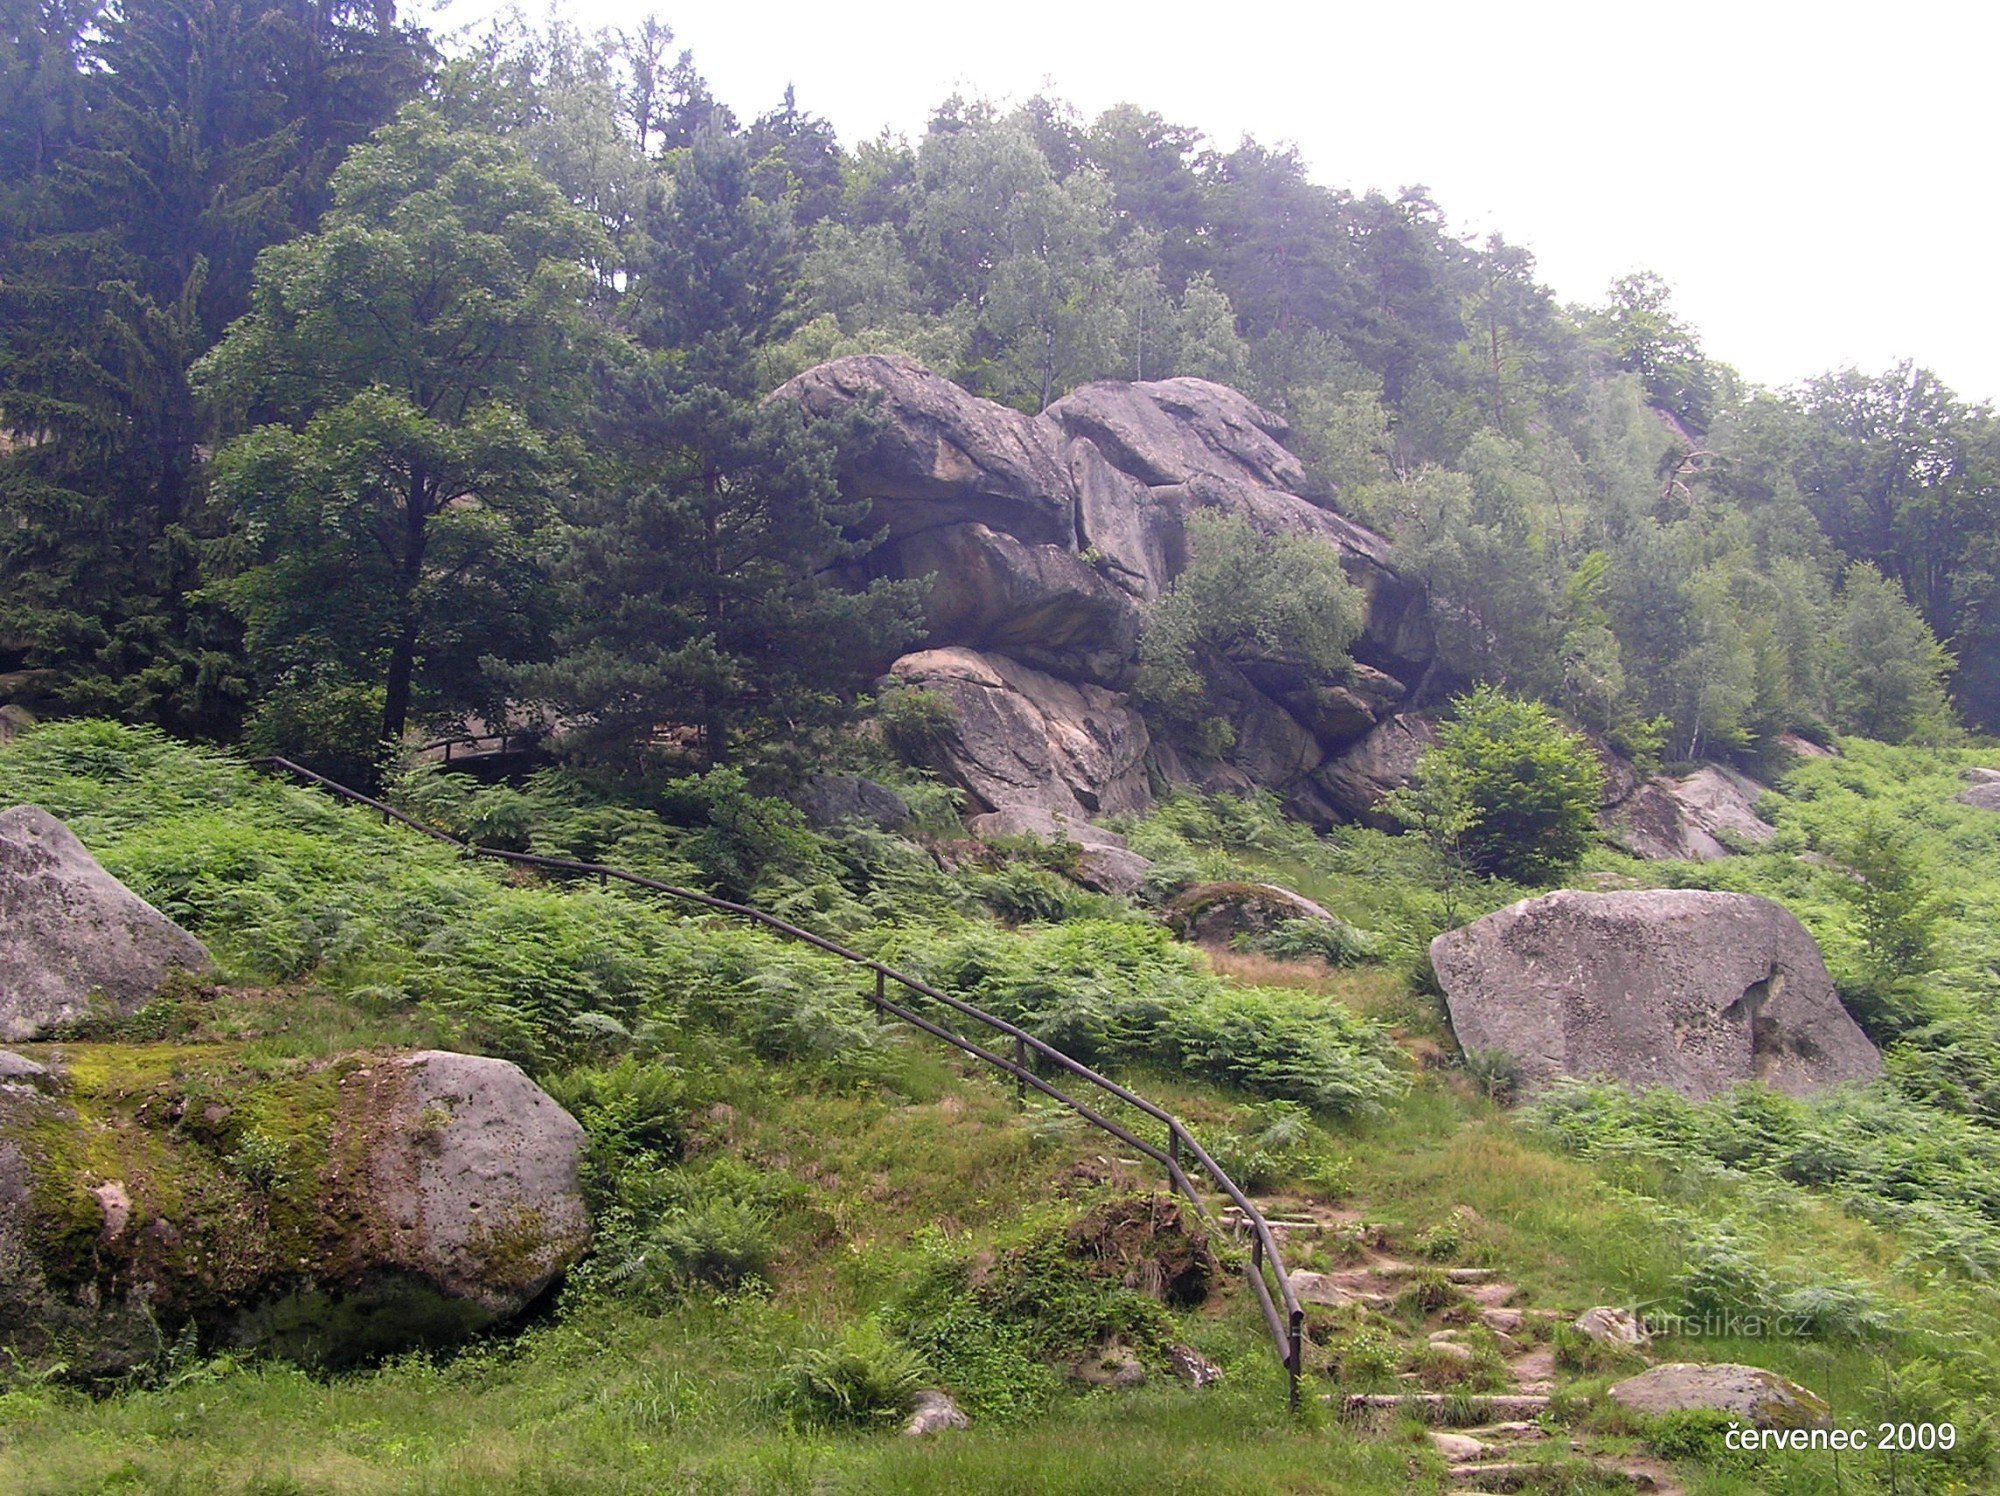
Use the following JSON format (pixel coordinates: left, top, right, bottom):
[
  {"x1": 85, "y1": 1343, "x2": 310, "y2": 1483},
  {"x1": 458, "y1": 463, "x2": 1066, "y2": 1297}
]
[{"x1": 0, "y1": 1043, "x2": 588, "y2": 1379}]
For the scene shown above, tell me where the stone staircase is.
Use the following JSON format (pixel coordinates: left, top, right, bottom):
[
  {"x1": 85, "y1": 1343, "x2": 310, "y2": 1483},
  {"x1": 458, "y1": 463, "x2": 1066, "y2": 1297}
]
[{"x1": 1223, "y1": 1202, "x2": 1684, "y2": 1494}]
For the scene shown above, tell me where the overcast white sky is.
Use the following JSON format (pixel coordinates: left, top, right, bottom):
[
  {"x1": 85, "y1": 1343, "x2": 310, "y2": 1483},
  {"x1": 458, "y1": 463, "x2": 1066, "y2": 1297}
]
[{"x1": 438, "y1": 0, "x2": 1998, "y2": 404}]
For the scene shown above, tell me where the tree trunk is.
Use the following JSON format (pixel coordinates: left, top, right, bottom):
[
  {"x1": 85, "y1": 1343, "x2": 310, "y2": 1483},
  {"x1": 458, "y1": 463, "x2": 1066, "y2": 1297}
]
[{"x1": 381, "y1": 466, "x2": 430, "y2": 744}]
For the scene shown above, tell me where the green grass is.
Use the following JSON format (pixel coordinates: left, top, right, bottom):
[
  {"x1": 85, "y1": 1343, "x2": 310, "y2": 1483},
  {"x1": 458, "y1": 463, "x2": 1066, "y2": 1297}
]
[{"x1": 8, "y1": 723, "x2": 2000, "y2": 1491}]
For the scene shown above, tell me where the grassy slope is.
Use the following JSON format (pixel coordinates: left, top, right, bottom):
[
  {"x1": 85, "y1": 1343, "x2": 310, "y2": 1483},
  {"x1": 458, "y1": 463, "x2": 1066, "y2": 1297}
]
[{"x1": 3, "y1": 726, "x2": 1999, "y2": 1493}]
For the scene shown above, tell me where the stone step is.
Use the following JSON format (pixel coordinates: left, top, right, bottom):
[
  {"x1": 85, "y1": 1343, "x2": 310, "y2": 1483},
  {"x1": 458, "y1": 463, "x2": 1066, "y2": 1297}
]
[
  {"x1": 1338, "y1": 1392, "x2": 1552, "y2": 1419},
  {"x1": 1445, "y1": 1464, "x2": 1543, "y2": 1491}
]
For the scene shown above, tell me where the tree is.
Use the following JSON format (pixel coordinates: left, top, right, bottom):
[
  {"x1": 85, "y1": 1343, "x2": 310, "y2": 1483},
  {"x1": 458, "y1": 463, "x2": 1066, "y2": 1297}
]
[
  {"x1": 0, "y1": 0, "x2": 427, "y2": 732},
  {"x1": 1381, "y1": 754, "x2": 1477, "y2": 924},
  {"x1": 1137, "y1": 509, "x2": 1364, "y2": 753},
  {"x1": 1829, "y1": 811, "x2": 1947, "y2": 1036},
  {"x1": 1412, "y1": 686, "x2": 1604, "y2": 884},
  {"x1": 504, "y1": 123, "x2": 922, "y2": 778},
  {"x1": 1596, "y1": 272, "x2": 1715, "y2": 431},
  {"x1": 908, "y1": 103, "x2": 1146, "y2": 408},
  {"x1": 198, "y1": 106, "x2": 607, "y2": 763},
  {"x1": 506, "y1": 387, "x2": 924, "y2": 777},
  {"x1": 1831, "y1": 561, "x2": 1956, "y2": 743},
  {"x1": 631, "y1": 123, "x2": 799, "y2": 395}
]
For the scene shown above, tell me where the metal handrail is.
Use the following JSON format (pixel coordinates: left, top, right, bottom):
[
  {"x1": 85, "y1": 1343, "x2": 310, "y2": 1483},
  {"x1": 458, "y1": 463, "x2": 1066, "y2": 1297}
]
[
  {"x1": 250, "y1": 755, "x2": 1307, "y2": 1408},
  {"x1": 415, "y1": 730, "x2": 539, "y2": 764}
]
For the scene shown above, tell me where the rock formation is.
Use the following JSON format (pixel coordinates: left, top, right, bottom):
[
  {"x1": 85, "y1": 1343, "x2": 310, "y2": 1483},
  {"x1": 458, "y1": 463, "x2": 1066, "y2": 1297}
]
[
  {"x1": 1607, "y1": 1363, "x2": 1831, "y2": 1430},
  {"x1": 1, "y1": 805, "x2": 213, "y2": 1041},
  {"x1": 1955, "y1": 779, "x2": 2000, "y2": 811},
  {"x1": 967, "y1": 805, "x2": 1152, "y2": 896},
  {"x1": 1602, "y1": 766, "x2": 1776, "y2": 861},
  {"x1": 887, "y1": 647, "x2": 1152, "y2": 817},
  {"x1": 0, "y1": 1045, "x2": 589, "y2": 1376},
  {"x1": 770, "y1": 356, "x2": 1437, "y2": 823},
  {"x1": 1430, "y1": 889, "x2": 1881, "y2": 1099}
]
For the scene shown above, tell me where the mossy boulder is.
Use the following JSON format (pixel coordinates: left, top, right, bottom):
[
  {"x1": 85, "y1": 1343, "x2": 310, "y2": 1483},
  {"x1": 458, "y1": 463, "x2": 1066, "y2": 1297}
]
[
  {"x1": 0, "y1": 1043, "x2": 588, "y2": 1379},
  {"x1": 1608, "y1": 1362, "x2": 1832, "y2": 1430}
]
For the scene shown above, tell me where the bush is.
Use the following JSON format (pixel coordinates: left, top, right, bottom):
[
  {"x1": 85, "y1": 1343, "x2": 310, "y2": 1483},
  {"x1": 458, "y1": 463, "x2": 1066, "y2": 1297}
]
[
  {"x1": 777, "y1": 1320, "x2": 929, "y2": 1427},
  {"x1": 1408, "y1": 686, "x2": 1604, "y2": 884},
  {"x1": 1136, "y1": 511, "x2": 1364, "y2": 747}
]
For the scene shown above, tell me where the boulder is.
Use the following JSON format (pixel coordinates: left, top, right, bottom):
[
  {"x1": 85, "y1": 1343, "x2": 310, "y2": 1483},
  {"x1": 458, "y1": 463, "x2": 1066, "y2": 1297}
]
[
  {"x1": 794, "y1": 774, "x2": 911, "y2": 830},
  {"x1": 1313, "y1": 713, "x2": 1437, "y2": 828},
  {"x1": 1040, "y1": 377, "x2": 1308, "y2": 493},
  {"x1": 967, "y1": 805, "x2": 1152, "y2": 896},
  {"x1": 773, "y1": 355, "x2": 1074, "y2": 547},
  {"x1": 1068, "y1": 436, "x2": 1175, "y2": 598},
  {"x1": 1168, "y1": 881, "x2": 1348, "y2": 946},
  {"x1": 904, "y1": 1389, "x2": 970, "y2": 1435},
  {"x1": 324, "y1": 1051, "x2": 591, "y2": 1321},
  {"x1": 1607, "y1": 1363, "x2": 1831, "y2": 1430},
  {"x1": 0, "y1": 703, "x2": 34, "y2": 744},
  {"x1": 885, "y1": 648, "x2": 1151, "y2": 818},
  {"x1": 1430, "y1": 890, "x2": 1882, "y2": 1100},
  {"x1": 0, "y1": 1045, "x2": 590, "y2": 1377},
  {"x1": 1, "y1": 806, "x2": 213, "y2": 1041},
  {"x1": 1777, "y1": 732, "x2": 1836, "y2": 760},
  {"x1": 1670, "y1": 766, "x2": 1776, "y2": 848},
  {"x1": 1573, "y1": 1306, "x2": 1650, "y2": 1349},
  {"x1": 1168, "y1": 1343, "x2": 1222, "y2": 1387},
  {"x1": 1955, "y1": 781, "x2": 2000, "y2": 812},
  {"x1": 0, "y1": 1049, "x2": 47, "y2": 1086},
  {"x1": 887, "y1": 522, "x2": 1140, "y2": 687},
  {"x1": 1602, "y1": 766, "x2": 1775, "y2": 861},
  {"x1": 1235, "y1": 654, "x2": 1405, "y2": 751}
]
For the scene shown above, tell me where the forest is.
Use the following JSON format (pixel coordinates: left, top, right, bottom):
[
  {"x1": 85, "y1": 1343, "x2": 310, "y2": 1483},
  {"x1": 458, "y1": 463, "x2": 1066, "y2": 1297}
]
[{"x1": 2, "y1": 0, "x2": 1991, "y2": 778}]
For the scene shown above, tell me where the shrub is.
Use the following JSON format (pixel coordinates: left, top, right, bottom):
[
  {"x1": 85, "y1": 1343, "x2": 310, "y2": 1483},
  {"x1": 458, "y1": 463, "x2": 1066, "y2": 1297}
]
[
  {"x1": 1408, "y1": 686, "x2": 1604, "y2": 884},
  {"x1": 1136, "y1": 511, "x2": 1364, "y2": 747},
  {"x1": 1250, "y1": 916, "x2": 1381, "y2": 966},
  {"x1": 777, "y1": 1320, "x2": 929, "y2": 1427}
]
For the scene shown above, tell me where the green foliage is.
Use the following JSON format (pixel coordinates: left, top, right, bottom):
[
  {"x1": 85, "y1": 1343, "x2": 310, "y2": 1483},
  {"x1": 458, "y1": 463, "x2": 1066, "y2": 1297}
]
[
  {"x1": 1408, "y1": 687, "x2": 1603, "y2": 884},
  {"x1": 1833, "y1": 561, "x2": 1958, "y2": 744},
  {"x1": 776, "y1": 1320, "x2": 929, "y2": 1428},
  {"x1": 1828, "y1": 811, "x2": 1949, "y2": 1032},
  {"x1": 1532, "y1": 1078, "x2": 2000, "y2": 1279},
  {"x1": 1137, "y1": 510, "x2": 1364, "y2": 751},
  {"x1": 198, "y1": 104, "x2": 609, "y2": 753},
  {"x1": 891, "y1": 918, "x2": 1405, "y2": 1114},
  {"x1": 875, "y1": 679, "x2": 958, "y2": 765},
  {"x1": 1250, "y1": 916, "x2": 1381, "y2": 966}
]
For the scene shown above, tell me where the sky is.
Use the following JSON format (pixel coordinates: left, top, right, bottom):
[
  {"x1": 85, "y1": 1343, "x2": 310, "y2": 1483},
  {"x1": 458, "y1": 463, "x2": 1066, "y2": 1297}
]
[{"x1": 437, "y1": 0, "x2": 1999, "y2": 404}]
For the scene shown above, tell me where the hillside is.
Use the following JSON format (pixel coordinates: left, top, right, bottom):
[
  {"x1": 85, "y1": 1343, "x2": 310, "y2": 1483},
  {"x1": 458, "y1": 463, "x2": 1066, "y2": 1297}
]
[{"x1": 3, "y1": 722, "x2": 1999, "y2": 1493}]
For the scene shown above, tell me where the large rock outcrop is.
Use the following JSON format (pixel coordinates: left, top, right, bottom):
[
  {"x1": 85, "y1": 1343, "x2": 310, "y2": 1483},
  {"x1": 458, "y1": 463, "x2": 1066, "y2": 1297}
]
[
  {"x1": 1430, "y1": 890, "x2": 1881, "y2": 1099},
  {"x1": 0, "y1": 1045, "x2": 589, "y2": 1377},
  {"x1": 1312, "y1": 713, "x2": 1437, "y2": 828},
  {"x1": 886, "y1": 522, "x2": 1140, "y2": 687},
  {"x1": 777, "y1": 355, "x2": 1073, "y2": 546},
  {"x1": 1602, "y1": 766, "x2": 1776, "y2": 861},
  {"x1": 1, "y1": 806, "x2": 212, "y2": 1041},
  {"x1": 887, "y1": 648, "x2": 1152, "y2": 817},
  {"x1": 770, "y1": 356, "x2": 1441, "y2": 820}
]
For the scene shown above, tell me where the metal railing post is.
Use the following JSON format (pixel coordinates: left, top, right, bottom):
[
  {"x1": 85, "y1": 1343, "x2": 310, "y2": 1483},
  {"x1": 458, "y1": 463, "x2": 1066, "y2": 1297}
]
[
  {"x1": 1288, "y1": 1308, "x2": 1304, "y2": 1413},
  {"x1": 873, "y1": 969, "x2": 886, "y2": 1019},
  {"x1": 1013, "y1": 1033, "x2": 1027, "y2": 1107}
]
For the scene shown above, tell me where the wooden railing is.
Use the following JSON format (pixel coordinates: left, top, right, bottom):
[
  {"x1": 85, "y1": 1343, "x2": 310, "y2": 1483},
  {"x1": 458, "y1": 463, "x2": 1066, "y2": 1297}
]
[{"x1": 251, "y1": 756, "x2": 1307, "y2": 1408}]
